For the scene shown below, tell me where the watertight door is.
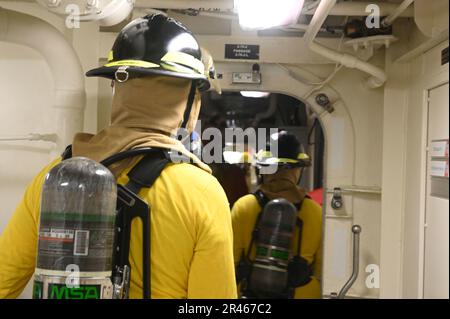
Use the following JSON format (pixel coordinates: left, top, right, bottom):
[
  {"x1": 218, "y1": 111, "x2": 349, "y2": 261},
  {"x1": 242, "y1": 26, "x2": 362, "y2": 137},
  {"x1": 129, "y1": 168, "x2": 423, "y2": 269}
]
[{"x1": 424, "y1": 83, "x2": 449, "y2": 299}]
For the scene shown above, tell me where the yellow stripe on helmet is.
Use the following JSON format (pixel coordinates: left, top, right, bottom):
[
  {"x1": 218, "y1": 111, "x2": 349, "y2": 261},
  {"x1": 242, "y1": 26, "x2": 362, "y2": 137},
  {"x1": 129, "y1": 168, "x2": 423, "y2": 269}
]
[
  {"x1": 298, "y1": 153, "x2": 310, "y2": 160},
  {"x1": 107, "y1": 50, "x2": 114, "y2": 62},
  {"x1": 275, "y1": 158, "x2": 300, "y2": 164},
  {"x1": 104, "y1": 59, "x2": 160, "y2": 68},
  {"x1": 257, "y1": 150, "x2": 273, "y2": 158},
  {"x1": 257, "y1": 150, "x2": 311, "y2": 165},
  {"x1": 159, "y1": 63, "x2": 198, "y2": 75},
  {"x1": 161, "y1": 51, "x2": 205, "y2": 75}
]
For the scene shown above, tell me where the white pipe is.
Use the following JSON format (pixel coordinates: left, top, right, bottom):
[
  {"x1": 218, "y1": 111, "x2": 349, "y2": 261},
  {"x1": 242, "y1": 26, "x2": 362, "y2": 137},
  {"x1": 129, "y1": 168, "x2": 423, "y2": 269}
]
[
  {"x1": 304, "y1": 0, "x2": 387, "y2": 88},
  {"x1": 0, "y1": 7, "x2": 86, "y2": 151},
  {"x1": 381, "y1": 0, "x2": 415, "y2": 27},
  {"x1": 135, "y1": 0, "x2": 234, "y2": 10},
  {"x1": 303, "y1": 0, "x2": 337, "y2": 45},
  {"x1": 303, "y1": 1, "x2": 414, "y2": 17},
  {"x1": 310, "y1": 42, "x2": 387, "y2": 88},
  {"x1": 283, "y1": 24, "x2": 328, "y2": 32},
  {"x1": 196, "y1": 11, "x2": 237, "y2": 20},
  {"x1": 141, "y1": 8, "x2": 168, "y2": 16},
  {"x1": 0, "y1": 133, "x2": 57, "y2": 143}
]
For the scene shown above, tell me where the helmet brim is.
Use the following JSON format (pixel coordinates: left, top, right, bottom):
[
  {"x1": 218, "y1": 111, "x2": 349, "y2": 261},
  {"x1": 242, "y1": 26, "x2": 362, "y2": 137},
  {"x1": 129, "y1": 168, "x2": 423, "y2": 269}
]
[
  {"x1": 86, "y1": 65, "x2": 210, "y2": 90},
  {"x1": 256, "y1": 158, "x2": 312, "y2": 168}
]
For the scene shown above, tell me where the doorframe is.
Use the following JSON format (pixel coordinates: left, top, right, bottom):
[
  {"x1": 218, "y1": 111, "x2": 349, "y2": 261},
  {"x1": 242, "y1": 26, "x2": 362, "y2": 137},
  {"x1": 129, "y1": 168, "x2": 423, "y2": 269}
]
[{"x1": 418, "y1": 81, "x2": 449, "y2": 298}]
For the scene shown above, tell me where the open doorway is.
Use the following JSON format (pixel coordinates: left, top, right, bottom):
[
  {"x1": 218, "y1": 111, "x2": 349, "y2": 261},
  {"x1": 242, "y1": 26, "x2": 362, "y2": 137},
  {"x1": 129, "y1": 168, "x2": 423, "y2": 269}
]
[
  {"x1": 199, "y1": 90, "x2": 325, "y2": 206},
  {"x1": 199, "y1": 90, "x2": 326, "y2": 298}
]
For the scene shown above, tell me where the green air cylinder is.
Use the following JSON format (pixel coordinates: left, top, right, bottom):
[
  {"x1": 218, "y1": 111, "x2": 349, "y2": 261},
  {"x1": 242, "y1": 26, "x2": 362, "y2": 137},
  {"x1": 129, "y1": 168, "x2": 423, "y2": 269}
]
[
  {"x1": 248, "y1": 198, "x2": 297, "y2": 298},
  {"x1": 33, "y1": 157, "x2": 117, "y2": 299}
]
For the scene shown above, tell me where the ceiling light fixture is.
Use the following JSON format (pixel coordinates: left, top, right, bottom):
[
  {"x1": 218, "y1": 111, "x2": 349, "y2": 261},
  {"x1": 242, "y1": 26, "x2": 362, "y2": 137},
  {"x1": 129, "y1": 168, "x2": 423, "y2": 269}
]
[
  {"x1": 240, "y1": 91, "x2": 271, "y2": 98},
  {"x1": 234, "y1": 0, "x2": 305, "y2": 30}
]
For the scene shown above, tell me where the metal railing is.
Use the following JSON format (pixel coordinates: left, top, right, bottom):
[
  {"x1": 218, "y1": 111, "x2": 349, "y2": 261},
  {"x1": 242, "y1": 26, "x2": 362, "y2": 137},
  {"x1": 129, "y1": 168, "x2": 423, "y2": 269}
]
[{"x1": 336, "y1": 225, "x2": 362, "y2": 299}]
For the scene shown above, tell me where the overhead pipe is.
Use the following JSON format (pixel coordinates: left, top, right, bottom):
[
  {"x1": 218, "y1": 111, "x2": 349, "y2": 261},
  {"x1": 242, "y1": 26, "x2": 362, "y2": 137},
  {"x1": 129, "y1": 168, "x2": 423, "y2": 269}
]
[
  {"x1": 0, "y1": 7, "x2": 86, "y2": 151},
  {"x1": 135, "y1": 0, "x2": 234, "y2": 10},
  {"x1": 283, "y1": 23, "x2": 326, "y2": 32},
  {"x1": 381, "y1": 0, "x2": 415, "y2": 27},
  {"x1": 303, "y1": 0, "x2": 387, "y2": 88},
  {"x1": 135, "y1": 0, "x2": 414, "y2": 17},
  {"x1": 302, "y1": 1, "x2": 414, "y2": 17},
  {"x1": 193, "y1": 11, "x2": 237, "y2": 20},
  {"x1": 168, "y1": 9, "x2": 237, "y2": 20}
]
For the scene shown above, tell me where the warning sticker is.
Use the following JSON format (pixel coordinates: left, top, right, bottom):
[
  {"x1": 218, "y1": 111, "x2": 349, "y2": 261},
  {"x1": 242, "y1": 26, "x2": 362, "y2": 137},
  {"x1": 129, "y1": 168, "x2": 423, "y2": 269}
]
[
  {"x1": 430, "y1": 140, "x2": 449, "y2": 158},
  {"x1": 37, "y1": 214, "x2": 115, "y2": 272},
  {"x1": 74, "y1": 230, "x2": 90, "y2": 256},
  {"x1": 430, "y1": 160, "x2": 449, "y2": 178}
]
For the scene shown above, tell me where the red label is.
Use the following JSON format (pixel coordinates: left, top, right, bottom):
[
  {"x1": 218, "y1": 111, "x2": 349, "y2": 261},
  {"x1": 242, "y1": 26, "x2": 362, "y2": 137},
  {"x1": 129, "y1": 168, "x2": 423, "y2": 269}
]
[
  {"x1": 446, "y1": 161, "x2": 449, "y2": 178},
  {"x1": 446, "y1": 140, "x2": 449, "y2": 158}
]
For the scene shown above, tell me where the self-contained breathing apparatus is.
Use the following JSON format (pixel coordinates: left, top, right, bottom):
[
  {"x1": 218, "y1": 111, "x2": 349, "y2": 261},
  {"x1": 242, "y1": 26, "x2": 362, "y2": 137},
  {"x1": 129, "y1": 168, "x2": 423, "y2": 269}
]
[
  {"x1": 32, "y1": 146, "x2": 192, "y2": 299},
  {"x1": 235, "y1": 130, "x2": 314, "y2": 299},
  {"x1": 235, "y1": 190, "x2": 313, "y2": 299}
]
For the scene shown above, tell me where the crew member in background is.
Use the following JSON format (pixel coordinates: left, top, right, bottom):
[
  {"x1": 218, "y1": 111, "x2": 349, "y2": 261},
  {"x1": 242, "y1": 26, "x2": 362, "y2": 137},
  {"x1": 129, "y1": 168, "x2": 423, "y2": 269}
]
[
  {"x1": 231, "y1": 131, "x2": 323, "y2": 299},
  {"x1": 0, "y1": 14, "x2": 237, "y2": 299}
]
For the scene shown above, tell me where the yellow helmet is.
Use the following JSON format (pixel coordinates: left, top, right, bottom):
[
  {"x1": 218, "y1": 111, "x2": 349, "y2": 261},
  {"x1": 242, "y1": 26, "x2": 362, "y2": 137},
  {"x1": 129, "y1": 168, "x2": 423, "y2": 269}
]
[
  {"x1": 256, "y1": 131, "x2": 311, "y2": 168},
  {"x1": 86, "y1": 14, "x2": 212, "y2": 90}
]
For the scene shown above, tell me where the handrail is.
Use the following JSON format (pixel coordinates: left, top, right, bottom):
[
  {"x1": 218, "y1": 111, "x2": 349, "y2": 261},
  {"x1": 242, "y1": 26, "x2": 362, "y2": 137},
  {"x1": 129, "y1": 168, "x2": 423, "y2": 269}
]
[
  {"x1": 337, "y1": 225, "x2": 362, "y2": 299},
  {"x1": 326, "y1": 186, "x2": 382, "y2": 195}
]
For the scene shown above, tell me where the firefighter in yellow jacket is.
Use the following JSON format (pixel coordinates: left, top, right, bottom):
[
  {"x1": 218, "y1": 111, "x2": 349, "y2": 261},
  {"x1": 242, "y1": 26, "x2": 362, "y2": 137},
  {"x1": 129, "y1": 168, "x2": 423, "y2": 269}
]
[
  {"x1": 231, "y1": 131, "x2": 322, "y2": 299},
  {"x1": 0, "y1": 14, "x2": 237, "y2": 299}
]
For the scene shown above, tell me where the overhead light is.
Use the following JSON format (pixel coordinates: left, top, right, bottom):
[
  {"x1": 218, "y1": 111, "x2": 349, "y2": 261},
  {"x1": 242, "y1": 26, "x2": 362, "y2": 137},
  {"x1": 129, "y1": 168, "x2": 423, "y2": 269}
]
[
  {"x1": 240, "y1": 91, "x2": 270, "y2": 98},
  {"x1": 234, "y1": 0, "x2": 305, "y2": 30},
  {"x1": 270, "y1": 132, "x2": 280, "y2": 141},
  {"x1": 223, "y1": 151, "x2": 244, "y2": 164}
]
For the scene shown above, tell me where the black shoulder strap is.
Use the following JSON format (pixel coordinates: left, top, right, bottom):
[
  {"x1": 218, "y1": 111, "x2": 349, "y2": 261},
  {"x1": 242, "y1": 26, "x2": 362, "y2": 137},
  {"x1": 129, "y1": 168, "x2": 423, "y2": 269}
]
[
  {"x1": 112, "y1": 149, "x2": 171, "y2": 300},
  {"x1": 61, "y1": 144, "x2": 184, "y2": 194},
  {"x1": 294, "y1": 198, "x2": 307, "y2": 257},
  {"x1": 253, "y1": 190, "x2": 270, "y2": 208},
  {"x1": 244, "y1": 190, "x2": 269, "y2": 260},
  {"x1": 246, "y1": 213, "x2": 262, "y2": 260},
  {"x1": 61, "y1": 144, "x2": 72, "y2": 160},
  {"x1": 180, "y1": 81, "x2": 197, "y2": 130},
  {"x1": 125, "y1": 149, "x2": 171, "y2": 194},
  {"x1": 295, "y1": 217, "x2": 304, "y2": 257}
]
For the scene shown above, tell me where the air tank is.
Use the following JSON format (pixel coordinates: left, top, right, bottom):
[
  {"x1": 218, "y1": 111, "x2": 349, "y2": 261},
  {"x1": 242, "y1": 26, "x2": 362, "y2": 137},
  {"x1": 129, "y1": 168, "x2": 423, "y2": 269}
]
[
  {"x1": 248, "y1": 198, "x2": 297, "y2": 298},
  {"x1": 33, "y1": 157, "x2": 117, "y2": 299}
]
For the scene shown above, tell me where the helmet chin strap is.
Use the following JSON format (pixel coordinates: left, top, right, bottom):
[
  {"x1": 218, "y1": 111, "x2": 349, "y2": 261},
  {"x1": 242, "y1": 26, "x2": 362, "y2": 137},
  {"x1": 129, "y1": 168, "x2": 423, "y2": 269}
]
[
  {"x1": 178, "y1": 81, "x2": 197, "y2": 141},
  {"x1": 297, "y1": 168, "x2": 304, "y2": 185}
]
